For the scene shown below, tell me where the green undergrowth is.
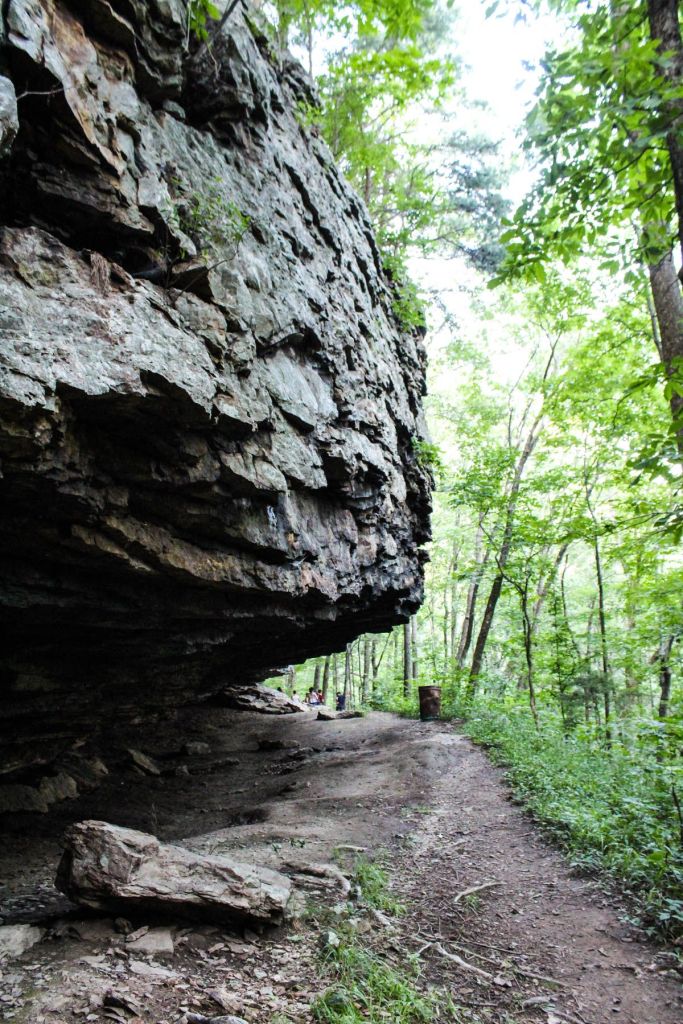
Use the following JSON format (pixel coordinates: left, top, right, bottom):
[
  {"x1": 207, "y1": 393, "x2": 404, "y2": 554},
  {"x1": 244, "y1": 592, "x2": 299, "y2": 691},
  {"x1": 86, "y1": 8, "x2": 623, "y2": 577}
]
[
  {"x1": 280, "y1": 850, "x2": 527, "y2": 1024},
  {"x1": 459, "y1": 700, "x2": 683, "y2": 940},
  {"x1": 313, "y1": 933, "x2": 443, "y2": 1024},
  {"x1": 306, "y1": 854, "x2": 453, "y2": 1024},
  {"x1": 351, "y1": 856, "x2": 406, "y2": 916}
]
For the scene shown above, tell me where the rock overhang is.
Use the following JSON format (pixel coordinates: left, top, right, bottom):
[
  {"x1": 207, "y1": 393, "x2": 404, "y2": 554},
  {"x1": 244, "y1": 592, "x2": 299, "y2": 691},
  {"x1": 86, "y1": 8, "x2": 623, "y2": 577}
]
[{"x1": 0, "y1": 0, "x2": 432, "y2": 774}]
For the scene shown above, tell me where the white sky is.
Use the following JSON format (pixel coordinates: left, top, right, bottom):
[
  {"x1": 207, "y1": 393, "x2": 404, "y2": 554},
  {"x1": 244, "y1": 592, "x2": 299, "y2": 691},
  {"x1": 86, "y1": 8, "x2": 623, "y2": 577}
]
[
  {"x1": 412, "y1": 2, "x2": 565, "y2": 389},
  {"x1": 453, "y1": 2, "x2": 561, "y2": 204}
]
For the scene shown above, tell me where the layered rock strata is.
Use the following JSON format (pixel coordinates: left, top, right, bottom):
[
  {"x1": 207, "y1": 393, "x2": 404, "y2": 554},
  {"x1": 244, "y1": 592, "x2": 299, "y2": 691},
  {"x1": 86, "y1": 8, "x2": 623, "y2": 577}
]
[
  {"x1": 57, "y1": 820, "x2": 292, "y2": 925},
  {"x1": 0, "y1": 0, "x2": 431, "y2": 775}
]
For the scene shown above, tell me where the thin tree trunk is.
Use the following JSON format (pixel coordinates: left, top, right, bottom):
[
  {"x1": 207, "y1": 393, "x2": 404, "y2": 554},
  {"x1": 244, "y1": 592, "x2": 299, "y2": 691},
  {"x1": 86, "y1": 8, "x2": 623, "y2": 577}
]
[
  {"x1": 313, "y1": 662, "x2": 321, "y2": 693},
  {"x1": 467, "y1": 416, "x2": 542, "y2": 696},
  {"x1": 393, "y1": 628, "x2": 400, "y2": 686},
  {"x1": 411, "y1": 615, "x2": 419, "y2": 681},
  {"x1": 362, "y1": 637, "x2": 372, "y2": 704},
  {"x1": 530, "y1": 543, "x2": 570, "y2": 636},
  {"x1": 656, "y1": 634, "x2": 676, "y2": 718},
  {"x1": 322, "y1": 655, "x2": 331, "y2": 705},
  {"x1": 593, "y1": 536, "x2": 612, "y2": 741},
  {"x1": 521, "y1": 584, "x2": 539, "y2": 729},
  {"x1": 560, "y1": 557, "x2": 582, "y2": 664},
  {"x1": 403, "y1": 621, "x2": 412, "y2": 698},
  {"x1": 446, "y1": 538, "x2": 460, "y2": 667},
  {"x1": 344, "y1": 644, "x2": 353, "y2": 707},
  {"x1": 187, "y1": 0, "x2": 241, "y2": 58},
  {"x1": 457, "y1": 519, "x2": 487, "y2": 667}
]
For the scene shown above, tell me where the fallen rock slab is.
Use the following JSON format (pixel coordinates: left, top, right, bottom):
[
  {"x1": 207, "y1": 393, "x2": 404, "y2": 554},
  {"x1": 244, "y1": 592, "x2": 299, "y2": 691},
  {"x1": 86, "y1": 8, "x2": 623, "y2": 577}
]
[
  {"x1": 0, "y1": 783, "x2": 50, "y2": 813},
  {"x1": 317, "y1": 709, "x2": 364, "y2": 721},
  {"x1": 126, "y1": 749, "x2": 162, "y2": 776},
  {"x1": 126, "y1": 926, "x2": 174, "y2": 955},
  {"x1": 0, "y1": 769, "x2": 79, "y2": 814},
  {"x1": 183, "y1": 741, "x2": 211, "y2": 756},
  {"x1": 0, "y1": 923, "x2": 44, "y2": 960},
  {"x1": 218, "y1": 684, "x2": 307, "y2": 715},
  {"x1": 57, "y1": 821, "x2": 292, "y2": 926}
]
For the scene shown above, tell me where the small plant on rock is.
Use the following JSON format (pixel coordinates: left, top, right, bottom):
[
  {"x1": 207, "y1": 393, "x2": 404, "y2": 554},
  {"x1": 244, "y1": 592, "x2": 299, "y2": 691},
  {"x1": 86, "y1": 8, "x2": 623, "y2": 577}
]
[
  {"x1": 168, "y1": 174, "x2": 250, "y2": 258},
  {"x1": 187, "y1": 0, "x2": 220, "y2": 42}
]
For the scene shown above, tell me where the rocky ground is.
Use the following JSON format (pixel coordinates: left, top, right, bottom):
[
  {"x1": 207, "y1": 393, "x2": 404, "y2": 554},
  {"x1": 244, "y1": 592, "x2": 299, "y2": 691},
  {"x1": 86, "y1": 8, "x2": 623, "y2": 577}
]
[{"x1": 0, "y1": 708, "x2": 681, "y2": 1024}]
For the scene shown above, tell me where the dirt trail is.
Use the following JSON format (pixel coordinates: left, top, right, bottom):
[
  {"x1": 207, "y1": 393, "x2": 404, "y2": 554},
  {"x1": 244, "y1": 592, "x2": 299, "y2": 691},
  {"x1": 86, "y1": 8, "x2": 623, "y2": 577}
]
[
  {"x1": 390, "y1": 728, "x2": 683, "y2": 1024},
  {"x1": 0, "y1": 710, "x2": 680, "y2": 1023}
]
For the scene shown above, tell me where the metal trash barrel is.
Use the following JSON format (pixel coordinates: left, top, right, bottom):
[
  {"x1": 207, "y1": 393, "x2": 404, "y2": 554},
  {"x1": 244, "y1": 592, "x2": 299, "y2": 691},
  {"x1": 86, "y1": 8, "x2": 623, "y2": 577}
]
[{"x1": 418, "y1": 685, "x2": 441, "y2": 721}]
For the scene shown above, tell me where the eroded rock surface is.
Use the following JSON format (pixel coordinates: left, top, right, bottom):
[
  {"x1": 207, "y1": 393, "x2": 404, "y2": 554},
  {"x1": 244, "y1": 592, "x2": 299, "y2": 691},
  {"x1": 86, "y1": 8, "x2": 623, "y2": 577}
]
[
  {"x1": 57, "y1": 820, "x2": 292, "y2": 925},
  {"x1": 0, "y1": 77, "x2": 17, "y2": 158},
  {"x1": 0, "y1": 0, "x2": 431, "y2": 774}
]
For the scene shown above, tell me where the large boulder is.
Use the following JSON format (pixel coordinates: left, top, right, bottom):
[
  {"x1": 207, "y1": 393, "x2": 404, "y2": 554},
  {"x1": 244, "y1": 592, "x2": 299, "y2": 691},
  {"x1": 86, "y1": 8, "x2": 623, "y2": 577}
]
[
  {"x1": 57, "y1": 820, "x2": 292, "y2": 925},
  {"x1": 0, "y1": 0, "x2": 431, "y2": 772},
  {"x1": 218, "y1": 683, "x2": 308, "y2": 714}
]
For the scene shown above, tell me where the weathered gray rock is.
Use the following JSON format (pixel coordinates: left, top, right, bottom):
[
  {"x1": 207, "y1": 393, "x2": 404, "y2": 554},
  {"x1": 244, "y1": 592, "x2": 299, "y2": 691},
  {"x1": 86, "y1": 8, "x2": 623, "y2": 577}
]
[
  {"x1": 125, "y1": 926, "x2": 175, "y2": 954},
  {"x1": 317, "y1": 707, "x2": 338, "y2": 722},
  {"x1": 220, "y1": 684, "x2": 307, "y2": 715},
  {"x1": 183, "y1": 741, "x2": 211, "y2": 756},
  {"x1": 0, "y1": 77, "x2": 18, "y2": 158},
  {"x1": 0, "y1": 783, "x2": 50, "y2": 813},
  {"x1": 39, "y1": 770, "x2": 78, "y2": 803},
  {"x1": 0, "y1": 0, "x2": 431, "y2": 771},
  {"x1": 57, "y1": 820, "x2": 292, "y2": 925},
  {"x1": 0, "y1": 923, "x2": 44, "y2": 960},
  {"x1": 0, "y1": 769, "x2": 78, "y2": 813},
  {"x1": 126, "y1": 749, "x2": 162, "y2": 776}
]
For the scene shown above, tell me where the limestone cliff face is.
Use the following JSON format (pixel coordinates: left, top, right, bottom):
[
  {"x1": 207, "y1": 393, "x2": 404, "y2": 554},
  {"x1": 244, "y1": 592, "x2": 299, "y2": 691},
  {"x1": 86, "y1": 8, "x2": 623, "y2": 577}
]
[{"x1": 0, "y1": 0, "x2": 431, "y2": 773}]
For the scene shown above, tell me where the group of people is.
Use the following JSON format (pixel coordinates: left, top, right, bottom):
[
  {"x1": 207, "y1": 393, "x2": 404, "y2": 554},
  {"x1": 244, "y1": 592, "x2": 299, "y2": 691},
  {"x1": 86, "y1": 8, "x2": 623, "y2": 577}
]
[{"x1": 302, "y1": 688, "x2": 347, "y2": 711}]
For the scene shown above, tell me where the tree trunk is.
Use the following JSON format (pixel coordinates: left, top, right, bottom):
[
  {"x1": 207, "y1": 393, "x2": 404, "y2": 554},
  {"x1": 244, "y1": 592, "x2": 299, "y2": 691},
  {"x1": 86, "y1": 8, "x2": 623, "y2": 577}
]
[
  {"x1": 639, "y1": 4, "x2": 683, "y2": 448},
  {"x1": 520, "y1": 583, "x2": 539, "y2": 729},
  {"x1": 656, "y1": 634, "x2": 676, "y2": 718},
  {"x1": 410, "y1": 615, "x2": 419, "y2": 681},
  {"x1": 393, "y1": 628, "x2": 400, "y2": 685},
  {"x1": 648, "y1": 1, "x2": 683, "y2": 268},
  {"x1": 467, "y1": 415, "x2": 543, "y2": 697},
  {"x1": 457, "y1": 519, "x2": 487, "y2": 668},
  {"x1": 362, "y1": 637, "x2": 372, "y2": 704},
  {"x1": 648, "y1": 250, "x2": 683, "y2": 446},
  {"x1": 344, "y1": 644, "x2": 353, "y2": 707},
  {"x1": 313, "y1": 661, "x2": 321, "y2": 693},
  {"x1": 371, "y1": 638, "x2": 379, "y2": 680},
  {"x1": 403, "y1": 621, "x2": 412, "y2": 698},
  {"x1": 530, "y1": 543, "x2": 570, "y2": 636},
  {"x1": 593, "y1": 535, "x2": 612, "y2": 745},
  {"x1": 322, "y1": 656, "x2": 331, "y2": 705},
  {"x1": 446, "y1": 537, "x2": 460, "y2": 667},
  {"x1": 332, "y1": 653, "x2": 339, "y2": 703}
]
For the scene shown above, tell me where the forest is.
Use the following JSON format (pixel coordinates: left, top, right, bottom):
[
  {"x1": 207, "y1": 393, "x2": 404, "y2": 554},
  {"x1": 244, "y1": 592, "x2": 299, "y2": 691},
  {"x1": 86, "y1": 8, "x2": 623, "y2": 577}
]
[
  {"x1": 256, "y1": 0, "x2": 683, "y2": 941},
  {"x1": 3, "y1": 1, "x2": 683, "y2": 1021}
]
